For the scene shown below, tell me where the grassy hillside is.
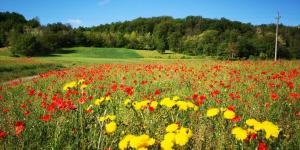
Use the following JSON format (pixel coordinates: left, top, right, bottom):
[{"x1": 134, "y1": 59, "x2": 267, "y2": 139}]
[{"x1": 0, "y1": 47, "x2": 195, "y2": 82}]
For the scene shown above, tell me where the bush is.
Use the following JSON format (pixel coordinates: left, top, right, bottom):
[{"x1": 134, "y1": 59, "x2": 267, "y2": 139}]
[{"x1": 9, "y1": 33, "x2": 41, "y2": 56}]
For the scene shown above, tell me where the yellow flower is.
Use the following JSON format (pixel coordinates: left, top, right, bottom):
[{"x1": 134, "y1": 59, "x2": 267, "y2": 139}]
[
  {"x1": 175, "y1": 133, "x2": 189, "y2": 146},
  {"x1": 105, "y1": 121, "x2": 117, "y2": 134},
  {"x1": 160, "y1": 98, "x2": 176, "y2": 108},
  {"x1": 78, "y1": 79, "x2": 85, "y2": 84},
  {"x1": 150, "y1": 101, "x2": 158, "y2": 109},
  {"x1": 262, "y1": 121, "x2": 280, "y2": 139},
  {"x1": 63, "y1": 81, "x2": 77, "y2": 90},
  {"x1": 166, "y1": 124, "x2": 179, "y2": 133},
  {"x1": 105, "y1": 96, "x2": 111, "y2": 101},
  {"x1": 206, "y1": 108, "x2": 220, "y2": 117},
  {"x1": 223, "y1": 110, "x2": 235, "y2": 119},
  {"x1": 246, "y1": 119, "x2": 262, "y2": 131},
  {"x1": 231, "y1": 127, "x2": 248, "y2": 141},
  {"x1": 80, "y1": 84, "x2": 87, "y2": 89},
  {"x1": 176, "y1": 101, "x2": 188, "y2": 111},
  {"x1": 119, "y1": 134, "x2": 134, "y2": 150},
  {"x1": 129, "y1": 134, "x2": 155, "y2": 149},
  {"x1": 99, "y1": 114, "x2": 116, "y2": 122},
  {"x1": 161, "y1": 139, "x2": 174, "y2": 150},
  {"x1": 124, "y1": 98, "x2": 132, "y2": 105},
  {"x1": 172, "y1": 96, "x2": 180, "y2": 101},
  {"x1": 164, "y1": 132, "x2": 176, "y2": 141},
  {"x1": 94, "y1": 97, "x2": 105, "y2": 106}
]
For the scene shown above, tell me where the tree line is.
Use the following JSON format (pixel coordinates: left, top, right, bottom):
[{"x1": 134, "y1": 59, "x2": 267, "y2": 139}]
[{"x1": 0, "y1": 12, "x2": 299, "y2": 59}]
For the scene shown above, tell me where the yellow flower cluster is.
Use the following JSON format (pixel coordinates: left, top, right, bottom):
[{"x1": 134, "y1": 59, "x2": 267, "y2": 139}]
[
  {"x1": 246, "y1": 119, "x2": 280, "y2": 139},
  {"x1": 160, "y1": 97, "x2": 198, "y2": 111},
  {"x1": 231, "y1": 127, "x2": 248, "y2": 140},
  {"x1": 94, "y1": 96, "x2": 111, "y2": 106},
  {"x1": 99, "y1": 114, "x2": 117, "y2": 134},
  {"x1": 131, "y1": 100, "x2": 158, "y2": 110},
  {"x1": 206, "y1": 108, "x2": 235, "y2": 119},
  {"x1": 105, "y1": 121, "x2": 117, "y2": 134},
  {"x1": 63, "y1": 81, "x2": 77, "y2": 91},
  {"x1": 63, "y1": 79, "x2": 87, "y2": 91},
  {"x1": 206, "y1": 108, "x2": 220, "y2": 117},
  {"x1": 161, "y1": 123, "x2": 193, "y2": 150},
  {"x1": 119, "y1": 134, "x2": 155, "y2": 150},
  {"x1": 98, "y1": 114, "x2": 116, "y2": 122}
]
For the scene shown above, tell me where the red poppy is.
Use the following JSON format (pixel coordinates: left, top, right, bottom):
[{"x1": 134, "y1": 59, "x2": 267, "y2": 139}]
[
  {"x1": 2, "y1": 107, "x2": 8, "y2": 113},
  {"x1": 270, "y1": 93, "x2": 279, "y2": 100},
  {"x1": 69, "y1": 104, "x2": 77, "y2": 110},
  {"x1": 231, "y1": 116, "x2": 241, "y2": 122},
  {"x1": 258, "y1": 142, "x2": 267, "y2": 150},
  {"x1": 154, "y1": 90, "x2": 161, "y2": 95},
  {"x1": 227, "y1": 106, "x2": 235, "y2": 111},
  {"x1": 15, "y1": 121, "x2": 25, "y2": 136},
  {"x1": 0, "y1": 94, "x2": 2, "y2": 101},
  {"x1": 23, "y1": 110, "x2": 30, "y2": 117},
  {"x1": 111, "y1": 84, "x2": 117, "y2": 92},
  {"x1": 149, "y1": 106, "x2": 155, "y2": 112},
  {"x1": 0, "y1": 130, "x2": 7, "y2": 139},
  {"x1": 40, "y1": 115, "x2": 51, "y2": 122},
  {"x1": 250, "y1": 133, "x2": 257, "y2": 140},
  {"x1": 28, "y1": 90, "x2": 36, "y2": 97},
  {"x1": 289, "y1": 93, "x2": 299, "y2": 98}
]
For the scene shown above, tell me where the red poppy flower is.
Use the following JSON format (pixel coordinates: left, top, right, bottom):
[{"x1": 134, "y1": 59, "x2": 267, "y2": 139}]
[
  {"x1": 149, "y1": 106, "x2": 155, "y2": 112},
  {"x1": 227, "y1": 106, "x2": 235, "y2": 111},
  {"x1": 0, "y1": 94, "x2": 2, "y2": 101},
  {"x1": 0, "y1": 130, "x2": 7, "y2": 139},
  {"x1": 289, "y1": 93, "x2": 299, "y2": 98},
  {"x1": 111, "y1": 84, "x2": 117, "y2": 92},
  {"x1": 23, "y1": 110, "x2": 30, "y2": 117},
  {"x1": 250, "y1": 133, "x2": 257, "y2": 140},
  {"x1": 231, "y1": 116, "x2": 241, "y2": 122},
  {"x1": 69, "y1": 104, "x2": 77, "y2": 110},
  {"x1": 154, "y1": 90, "x2": 161, "y2": 95},
  {"x1": 258, "y1": 142, "x2": 267, "y2": 150},
  {"x1": 40, "y1": 115, "x2": 51, "y2": 122},
  {"x1": 28, "y1": 90, "x2": 36, "y2": 97},
  {"x1": 270, "y1": 93, "x2": 279, "y2": 100},
  {"x1": 15, "y1": 121, "x2": 25, "y2": 137}
]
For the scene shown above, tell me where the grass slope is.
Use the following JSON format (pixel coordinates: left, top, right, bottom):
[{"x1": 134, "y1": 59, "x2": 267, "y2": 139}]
[{"x1": 0, "y1": 47, "x2": 194, "y2": 82}]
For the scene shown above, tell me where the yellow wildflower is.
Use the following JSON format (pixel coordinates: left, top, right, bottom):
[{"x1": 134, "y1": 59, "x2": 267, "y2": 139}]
[
  {"x1": 206, "y1": 108, "x2": 220, "y2": 117},
  {"x1": 105, "y1": 121, "x2": 117, "y2": 134},
  {"x1": 246, "y1": 119, "x2": 262, "y2": 131},
  {"x1": 119, "y1": 134, "x2": 134, "y2": 150},
  {"x1": 262, "y1": 121, "x2": 280, "y2": 139},
  {"x1": 223, "y1": 110, "x2": 235, "y2": 119},
  {"x1": 124, "y1": 98, "x2": 132, "y2": 105},
  {"x1": 231, "y1": 127, "x2": 248, "y2": 141},
  {"x1": 150, "y1": 101, "x2": 158, "y2": 109},
  {"x1": 161, "y1": 139, "x2": 174, "y2": 150},
  {"x1": 166, "y1": 124, "x2": 179, "y2": 133}
]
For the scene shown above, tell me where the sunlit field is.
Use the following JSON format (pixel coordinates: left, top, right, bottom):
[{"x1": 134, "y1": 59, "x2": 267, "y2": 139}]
[{"x1": 0, "y1": 60, "x2": 299, "y2": 149}]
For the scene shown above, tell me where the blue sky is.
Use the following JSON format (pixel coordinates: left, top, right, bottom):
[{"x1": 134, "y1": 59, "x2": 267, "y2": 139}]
[{"x1": 0, "y1": 0, "x2": 299, "y2": 27}]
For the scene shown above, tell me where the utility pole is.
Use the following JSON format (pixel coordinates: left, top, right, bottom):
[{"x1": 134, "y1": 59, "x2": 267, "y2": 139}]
[{"x1": 274, "y1": 12, "x2": 281, "y2": 61}]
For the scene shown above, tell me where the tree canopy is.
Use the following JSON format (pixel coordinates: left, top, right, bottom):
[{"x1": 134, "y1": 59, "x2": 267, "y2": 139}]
[{"x1": 1, "y1": 11, "x2": 299, "y2": 59}]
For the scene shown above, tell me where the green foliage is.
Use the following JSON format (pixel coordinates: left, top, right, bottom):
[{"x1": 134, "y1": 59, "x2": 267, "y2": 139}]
[
  {"x1": 9, "y1": 33, "x2": 41, "y2": 56},
  {"x1": 1, "y1": 12, "x2": 300, "y2": 59}
]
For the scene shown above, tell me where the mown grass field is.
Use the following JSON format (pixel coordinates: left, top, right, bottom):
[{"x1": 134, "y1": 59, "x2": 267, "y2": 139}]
[{"x1": 0, "y1": 47, "x2": 194, "y2": 82}]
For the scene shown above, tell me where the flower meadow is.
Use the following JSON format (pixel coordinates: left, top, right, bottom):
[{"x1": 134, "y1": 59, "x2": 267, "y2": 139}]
[{"x1": 0, "y1": 60, "x2": 300, "y2": 149}]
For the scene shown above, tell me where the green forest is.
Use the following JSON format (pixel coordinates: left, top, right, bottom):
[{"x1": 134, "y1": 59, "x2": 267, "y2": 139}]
[{"x1": 1, "y1": 12, "x2": 300, "y2": 59}]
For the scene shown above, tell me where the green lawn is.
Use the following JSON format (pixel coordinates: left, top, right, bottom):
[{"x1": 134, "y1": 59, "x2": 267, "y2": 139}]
[{"x1": 0, "y1": 47, "x2": 197, "y2": 82}]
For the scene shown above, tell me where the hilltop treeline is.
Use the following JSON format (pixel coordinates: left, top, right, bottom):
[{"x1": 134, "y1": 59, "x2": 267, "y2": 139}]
[{"x1": 1, "y1": 12, "x2": 300, "y2": 59}]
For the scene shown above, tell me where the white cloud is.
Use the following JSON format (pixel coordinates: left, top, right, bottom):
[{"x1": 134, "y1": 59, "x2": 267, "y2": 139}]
[
  {"x1": 98, "y1": 0, "x2": 110, "y2": 6},
  {"x1": 67, "y1": 19, "x2": 82, "y2": 27}
]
